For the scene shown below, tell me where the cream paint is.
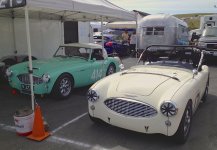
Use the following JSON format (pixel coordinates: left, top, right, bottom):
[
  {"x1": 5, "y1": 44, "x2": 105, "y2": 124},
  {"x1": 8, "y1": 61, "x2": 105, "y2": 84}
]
[{"x1": 89, "y1": 64, "x2": 209, "y2": 136}]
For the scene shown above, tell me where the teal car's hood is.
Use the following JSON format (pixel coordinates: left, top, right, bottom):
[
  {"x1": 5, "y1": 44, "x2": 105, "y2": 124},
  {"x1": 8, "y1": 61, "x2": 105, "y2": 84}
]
[{"x1": 10, "y1": 57, "x2": 88, "y2": 75}]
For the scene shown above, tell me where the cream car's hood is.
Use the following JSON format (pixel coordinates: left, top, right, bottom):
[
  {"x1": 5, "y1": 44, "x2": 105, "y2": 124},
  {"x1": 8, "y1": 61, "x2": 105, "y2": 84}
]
[
  {"x1": 116, "y1": 73, "x2": 170, "y2": 96},
  {"x1": 105, "y1": 66, "x2": 193, "y2": 99}
]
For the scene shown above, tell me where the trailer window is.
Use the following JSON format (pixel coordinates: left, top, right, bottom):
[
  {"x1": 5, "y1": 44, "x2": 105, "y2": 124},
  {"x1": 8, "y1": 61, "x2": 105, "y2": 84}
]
[
  {"x1": 154, "y1": 27, "x2": 164, "y2": 35},
  {"x1": 178, "y1": 24, "x2": 188, "y2": 34},
  {"x1": 144, "y1": 27, "x2": 164, "y2": 35},
  {"x1": 146, "y1": 27, "x2": 153, "y2": 35}
]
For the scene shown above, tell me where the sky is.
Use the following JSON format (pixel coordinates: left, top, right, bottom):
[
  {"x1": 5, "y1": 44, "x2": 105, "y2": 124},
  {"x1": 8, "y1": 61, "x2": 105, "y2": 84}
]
[{"x1": 108, "y1": 0, "x2": 217, "y2": 15}]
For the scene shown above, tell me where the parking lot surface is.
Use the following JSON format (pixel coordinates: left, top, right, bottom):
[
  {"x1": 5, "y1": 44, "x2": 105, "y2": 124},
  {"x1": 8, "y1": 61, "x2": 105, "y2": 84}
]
[{"x1": 0, "y1": 57, "x2": 217, "y2": 150}]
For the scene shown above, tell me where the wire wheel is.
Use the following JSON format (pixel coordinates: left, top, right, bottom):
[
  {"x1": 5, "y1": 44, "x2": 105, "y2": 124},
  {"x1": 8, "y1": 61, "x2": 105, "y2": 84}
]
[
  {"x1": 59, "y1": 77, "x2": 72, "y2": 97},
  {"x1": 106, "y1": 64, "x2": 116, "y2": 76},
  {"x1": 183, "y1": 105, "x2": 191, "y2": 137},
  {"x1": 52, "y1": 74, "x2": 73, "y2": 99}
]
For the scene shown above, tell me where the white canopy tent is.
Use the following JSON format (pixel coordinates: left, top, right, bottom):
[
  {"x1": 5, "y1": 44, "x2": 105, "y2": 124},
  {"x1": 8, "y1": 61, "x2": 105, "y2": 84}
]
[
  {"x1": 106, "y1": 21, "x2": 137, "y2": 29},
  {"x1": 0, "y1": 0, "x2": 135, "y2": 21},
  {"x1": 0, "y1": 0, "x2": 136, "y2": 110}
]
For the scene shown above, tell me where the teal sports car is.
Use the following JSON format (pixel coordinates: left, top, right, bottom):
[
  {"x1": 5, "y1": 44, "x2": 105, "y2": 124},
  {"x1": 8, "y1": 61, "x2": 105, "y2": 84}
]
[{"x1": 6, "y1": 43, "x2": 124, "y2": 99}]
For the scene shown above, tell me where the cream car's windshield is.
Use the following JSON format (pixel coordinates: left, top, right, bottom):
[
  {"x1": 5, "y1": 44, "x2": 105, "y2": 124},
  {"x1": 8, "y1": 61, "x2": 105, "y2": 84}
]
[
  {"x1": 54, "y1": 46, "x2": 91, "y2": 60},
  {"x1": 138, "y1": 45, "x2": 202, "y2": 70}
]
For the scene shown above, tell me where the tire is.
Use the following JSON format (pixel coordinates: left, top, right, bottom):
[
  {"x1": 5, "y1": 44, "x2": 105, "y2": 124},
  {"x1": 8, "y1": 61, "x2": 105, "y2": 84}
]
[
  {"x1": 89, "y1": 114, "x2": 98, "y2": 124},
  {"x1": 106, "y1": 64, "x2": 116, "y2": 76},
  {"x1": 173, "y1": 101, "x2": 192, "y2": 144},
  {"x1": 201, "y1": 76, "x2": 209, "y2": 103},
  {"x1": 89, "y1": 114, "x2": 107, "y2": 126},
  {"x1": 201, "y1": 84, "x2": 209, "y2": 103},
  {"x1": 52, "y1": 74, "x2": 73, "y2": 99}
]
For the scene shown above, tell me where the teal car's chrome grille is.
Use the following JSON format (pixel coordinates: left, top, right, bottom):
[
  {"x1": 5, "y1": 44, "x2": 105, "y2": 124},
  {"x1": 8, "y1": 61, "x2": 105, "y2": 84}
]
[
  {"x1": 104, "y1": 98, "x2": 157, "y2": 118},
  {"x1": 17, "y1": 74, "x2": 43, "y2": 85}
]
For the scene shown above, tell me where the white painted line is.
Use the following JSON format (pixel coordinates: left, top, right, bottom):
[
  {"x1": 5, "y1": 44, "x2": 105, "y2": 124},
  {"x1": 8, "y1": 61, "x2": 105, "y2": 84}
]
[
  {"x1": 0, "y1": 123, "x2": 16, "y2": 132},
  {"x1": 49, "y1": 136, "x2": 91, "y2": 148},
  {"x1": 48, "y1": 136, "x2": 108, "y2": 150},
  {"x1": 51, "y1": 112, "x2": 88, "y2": 134}
]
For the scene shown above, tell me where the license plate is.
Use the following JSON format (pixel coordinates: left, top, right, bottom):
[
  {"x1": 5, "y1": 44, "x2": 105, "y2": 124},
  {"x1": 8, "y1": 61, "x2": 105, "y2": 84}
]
[{"x1": 20, "y1": 84, "x2": 31, "y2": 94}]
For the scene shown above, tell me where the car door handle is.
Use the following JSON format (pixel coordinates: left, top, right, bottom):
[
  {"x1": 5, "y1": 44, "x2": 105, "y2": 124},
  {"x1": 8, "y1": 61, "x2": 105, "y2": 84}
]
[{"x1": 80, "y1": 69, "x2": 86, "y2": 72}]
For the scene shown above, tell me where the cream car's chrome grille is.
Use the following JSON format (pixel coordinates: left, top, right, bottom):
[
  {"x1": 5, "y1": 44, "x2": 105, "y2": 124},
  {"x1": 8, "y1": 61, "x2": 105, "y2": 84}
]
[
  {"x1": 17, "y1": 74, "x2": 43, "y2": 85},
  {"x1": 104, "y1": 98, "x2": 157, "y2": 118}
]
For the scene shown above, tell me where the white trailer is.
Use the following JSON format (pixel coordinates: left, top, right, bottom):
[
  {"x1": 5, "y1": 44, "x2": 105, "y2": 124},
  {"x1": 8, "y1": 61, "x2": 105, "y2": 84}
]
[{"x1": 138, "y1": 14, "x2": 189, "y2": 50}]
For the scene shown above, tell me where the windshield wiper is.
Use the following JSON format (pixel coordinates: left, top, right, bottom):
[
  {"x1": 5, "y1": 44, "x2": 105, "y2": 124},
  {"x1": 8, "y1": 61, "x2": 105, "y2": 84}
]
[{"x1": 121, "y1": 71, "x2": 180, "y2": 82}]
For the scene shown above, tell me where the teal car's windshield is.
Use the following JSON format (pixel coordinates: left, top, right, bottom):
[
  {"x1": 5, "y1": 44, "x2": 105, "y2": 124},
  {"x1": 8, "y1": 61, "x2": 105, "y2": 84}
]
[
  {"x1": 54, "y1": 46, "x2": 91, "y2": 59},
  {"x1": 202, "y1": 27, "x2": 217, "y2": 37}
]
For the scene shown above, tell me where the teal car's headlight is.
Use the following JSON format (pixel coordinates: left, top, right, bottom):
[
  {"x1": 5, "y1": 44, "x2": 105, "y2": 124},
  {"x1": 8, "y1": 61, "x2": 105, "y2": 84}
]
[
  {"x1": 6, "y1": 69, "x2": 13, "y2": 77},
  {"x1": 160, "y1": 101, "x2": 178, "y2": 117},
  {"x1": 42, "y1": 74, "x2": 50, "y2": 83},
  {"x1": 87, "y1": 89, "x2": 99, "y2": 102}
]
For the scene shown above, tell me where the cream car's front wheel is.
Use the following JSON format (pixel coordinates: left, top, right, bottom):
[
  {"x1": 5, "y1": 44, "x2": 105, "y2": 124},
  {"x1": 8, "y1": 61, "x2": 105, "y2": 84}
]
[{"x1": 174, "y1": 101, "x2": 192, "y2": 144}]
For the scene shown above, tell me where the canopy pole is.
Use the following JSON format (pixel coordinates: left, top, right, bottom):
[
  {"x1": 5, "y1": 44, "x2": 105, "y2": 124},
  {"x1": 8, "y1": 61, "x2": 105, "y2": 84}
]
[
  {"x1": 101, "y1": 16, "x2": 104, "y2": 49},
  {"x1": 11, "y1": 10, "x2": 17, "y2": 55},
  {"x1": 25, "y1": 6, "x2": 35, "y2": 111},
  {"x1": 60, "y1": 16, "x2": 64, "y2": 45},
  {"x1": 135, "y1": 13, "x2": 138, "y2": 58}
]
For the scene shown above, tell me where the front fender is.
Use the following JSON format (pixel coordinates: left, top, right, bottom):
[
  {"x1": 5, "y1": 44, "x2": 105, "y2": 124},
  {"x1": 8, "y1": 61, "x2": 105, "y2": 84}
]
[{"x1": 167, "y1": 81, "x2": 194, "y2": 136}]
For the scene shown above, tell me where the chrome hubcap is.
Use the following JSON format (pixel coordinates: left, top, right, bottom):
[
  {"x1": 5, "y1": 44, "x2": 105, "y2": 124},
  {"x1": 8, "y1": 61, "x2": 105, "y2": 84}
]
[{"x1": 59, "y1": 78, "x2": 71, "y2": 96}]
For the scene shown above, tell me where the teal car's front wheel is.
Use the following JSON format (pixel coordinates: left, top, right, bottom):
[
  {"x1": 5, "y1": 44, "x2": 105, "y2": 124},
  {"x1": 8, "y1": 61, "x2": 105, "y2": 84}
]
[{"x1": 52, "y1": 74, "x2": 73, "y2": 99}]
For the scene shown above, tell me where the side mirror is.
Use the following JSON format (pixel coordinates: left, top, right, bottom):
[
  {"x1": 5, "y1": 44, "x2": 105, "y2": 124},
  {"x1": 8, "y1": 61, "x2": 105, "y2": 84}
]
[{"x1": 192, "y1": 69, "x2": 198, "y2": 78}]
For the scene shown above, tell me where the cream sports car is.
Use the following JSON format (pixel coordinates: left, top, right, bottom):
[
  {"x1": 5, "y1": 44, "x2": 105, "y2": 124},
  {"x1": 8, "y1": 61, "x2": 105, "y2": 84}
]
[{"x1": 87, "y1": 45, "x2": 209, "y2": 144}]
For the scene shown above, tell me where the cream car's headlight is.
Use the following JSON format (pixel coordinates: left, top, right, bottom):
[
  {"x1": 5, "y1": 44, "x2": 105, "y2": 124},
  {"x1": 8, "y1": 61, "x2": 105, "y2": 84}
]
[
  {"x1": 6, "y1": 69, "x2": 13, "y2": 77},
  {"x1": 87, "y1": 89, "x2": 99, "y2": 102},
  {"x1": 42, "y1": 74, "x2": 50, "y2": 83},
  {"x1": 160, "y1": 101, "x2": 178, "y2": 117}
]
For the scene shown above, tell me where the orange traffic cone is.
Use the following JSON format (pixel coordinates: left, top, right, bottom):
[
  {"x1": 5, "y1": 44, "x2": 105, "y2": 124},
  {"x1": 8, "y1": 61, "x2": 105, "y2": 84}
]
[{"x1": 27, "y1": 105, "x2": 50, "y2": 141}]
